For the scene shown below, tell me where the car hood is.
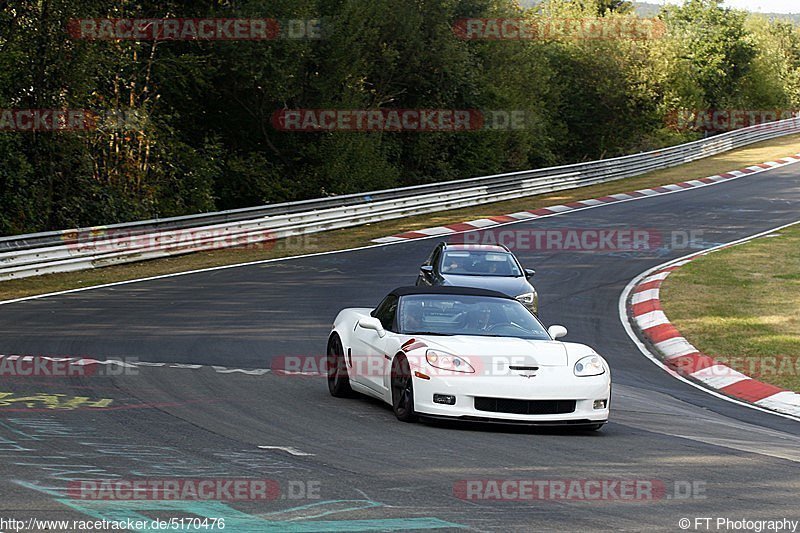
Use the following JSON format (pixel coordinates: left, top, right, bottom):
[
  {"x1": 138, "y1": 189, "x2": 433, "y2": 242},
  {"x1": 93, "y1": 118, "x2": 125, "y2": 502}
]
[
  {"x1": 440, "y1": 274, "x2": 532, "y2": 297},
  {"x1": 419, "y1": 335, "x2": 568, "y2": 367}
]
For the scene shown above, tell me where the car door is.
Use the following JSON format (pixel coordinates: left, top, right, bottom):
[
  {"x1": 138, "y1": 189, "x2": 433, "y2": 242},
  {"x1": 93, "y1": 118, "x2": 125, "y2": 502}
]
[{"x1": 351, "y1": 295, "x2": 397, "y2": 394}]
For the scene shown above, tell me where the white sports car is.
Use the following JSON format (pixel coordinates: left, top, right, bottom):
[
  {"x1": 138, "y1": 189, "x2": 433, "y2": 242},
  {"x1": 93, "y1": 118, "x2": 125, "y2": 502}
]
[{"x1": 327, "y1": 286, "x2": 610, "y2": 429}]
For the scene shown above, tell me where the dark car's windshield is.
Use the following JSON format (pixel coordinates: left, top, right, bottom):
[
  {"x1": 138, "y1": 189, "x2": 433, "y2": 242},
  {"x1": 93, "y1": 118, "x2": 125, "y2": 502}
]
[
  {"x1": 440, "y1": 250, "x2": 522, "y2": 277},
  {"x1": 399, "y1": 294, "x2": 549, "y2": 339}
]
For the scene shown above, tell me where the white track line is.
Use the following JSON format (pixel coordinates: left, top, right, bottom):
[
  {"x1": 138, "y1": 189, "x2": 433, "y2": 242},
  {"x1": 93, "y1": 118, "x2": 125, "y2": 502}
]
[{"x1": 258, "y1": 446, "x2": 315, "y2": 456}]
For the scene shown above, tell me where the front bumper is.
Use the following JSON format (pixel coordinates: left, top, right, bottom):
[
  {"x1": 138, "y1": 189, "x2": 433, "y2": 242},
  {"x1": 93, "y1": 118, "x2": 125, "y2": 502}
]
[
  {"x1": 418, "y1": 414, "x2": 605, "y2": 427},
  {"x1": 412, "y1": 367, "x2": 610, "y2": 424}
]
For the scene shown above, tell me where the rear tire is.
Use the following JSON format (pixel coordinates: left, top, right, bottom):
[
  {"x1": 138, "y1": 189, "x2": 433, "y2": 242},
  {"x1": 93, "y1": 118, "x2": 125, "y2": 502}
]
[
  {"x1": 327, "y1": 334, "x2": 353, "y2": 398},
  {"x1": 391, "y1": 355, "x2": 417, "y2": 422}
]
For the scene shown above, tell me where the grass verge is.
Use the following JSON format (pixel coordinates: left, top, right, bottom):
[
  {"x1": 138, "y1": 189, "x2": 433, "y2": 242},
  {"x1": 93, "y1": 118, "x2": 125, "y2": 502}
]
[
  {"x1": 2, "y1": 133, "x2": 800, "y2": 302},
  {"x1": 660, "y1": 223, "x2": 800, "y2": 392}
]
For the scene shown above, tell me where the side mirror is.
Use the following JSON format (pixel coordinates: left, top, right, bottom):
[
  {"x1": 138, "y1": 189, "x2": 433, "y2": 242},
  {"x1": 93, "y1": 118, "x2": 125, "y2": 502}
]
[
  {"x1": 548, "y1": 325, "x2": 568, "y2": 340},
  {"x1": 358, "y1": 317, "x2": 386, "y2": 338},
  {"x1": 420, "y1": 265, "x2": 434, "y2": 276},
  {"x1": 524, "y1": 269, "x2": 536, "y2": 278}
]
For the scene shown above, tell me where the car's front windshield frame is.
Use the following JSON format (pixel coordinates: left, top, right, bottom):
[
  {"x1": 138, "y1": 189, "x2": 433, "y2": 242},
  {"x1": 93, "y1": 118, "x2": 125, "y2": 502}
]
[
  {"x1": 439, "y1": 250, "x2": 523, "y2": 278},
  {"x1": 398, "y1": 294, "x2": 550, "y2": 340}
]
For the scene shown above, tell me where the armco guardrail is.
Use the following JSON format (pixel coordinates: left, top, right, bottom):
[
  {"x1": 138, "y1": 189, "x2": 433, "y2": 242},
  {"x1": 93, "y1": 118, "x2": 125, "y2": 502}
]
[{"x1": 1, "y1": 117, "x2": 798, "y2": 281}]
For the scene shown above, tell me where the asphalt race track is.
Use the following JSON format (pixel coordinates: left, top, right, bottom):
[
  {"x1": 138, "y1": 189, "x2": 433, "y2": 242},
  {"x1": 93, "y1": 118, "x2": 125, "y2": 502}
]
[{"x1": 0, "y1": 163, "x2": 799, "y2": 532}]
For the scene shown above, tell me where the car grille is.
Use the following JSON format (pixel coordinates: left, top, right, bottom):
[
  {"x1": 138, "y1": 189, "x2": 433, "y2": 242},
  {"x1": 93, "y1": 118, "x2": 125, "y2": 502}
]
[{"x1": 473, "y1": 397, "x2": 576, "y2": 415}]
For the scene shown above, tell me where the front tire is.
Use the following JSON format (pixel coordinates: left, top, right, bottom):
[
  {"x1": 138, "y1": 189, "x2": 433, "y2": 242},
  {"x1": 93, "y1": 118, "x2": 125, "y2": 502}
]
[
  {"x1": 391, "y1": 355, "x2": 417, "y2": 422},
  {"x1": 327, "y1": 334, "x2": 353, "y2": 398}
]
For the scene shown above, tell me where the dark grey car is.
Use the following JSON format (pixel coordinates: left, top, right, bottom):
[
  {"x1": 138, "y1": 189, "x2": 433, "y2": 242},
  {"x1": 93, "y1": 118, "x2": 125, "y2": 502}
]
[{"x1": 415, "y1": 242, "x2": 538, "y2": 314}]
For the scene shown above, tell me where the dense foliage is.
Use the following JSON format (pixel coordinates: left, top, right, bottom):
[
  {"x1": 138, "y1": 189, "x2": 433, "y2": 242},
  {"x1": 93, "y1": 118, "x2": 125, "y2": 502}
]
[{"x1": 1, "y1": 0, "x2": 798, "y2": 235}]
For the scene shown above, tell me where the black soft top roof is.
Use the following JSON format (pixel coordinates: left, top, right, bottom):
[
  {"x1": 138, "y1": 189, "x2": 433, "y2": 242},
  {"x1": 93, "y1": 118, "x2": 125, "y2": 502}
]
[{"x1": 389, "y1": 286, "x2": 514, "y2": 300}]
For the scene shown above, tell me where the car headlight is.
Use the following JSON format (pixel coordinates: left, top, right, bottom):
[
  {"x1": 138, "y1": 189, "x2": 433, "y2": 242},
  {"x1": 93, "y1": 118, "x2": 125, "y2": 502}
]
[
  {"x1": 574, "y1": 355, "x2": 605, "y2": 377},
  {"x1": 516, "y1": 292, "x2": 536, "y2": 305},
  {"x1": 426, "y1": 349, "x2": 475, "y2": 373}
]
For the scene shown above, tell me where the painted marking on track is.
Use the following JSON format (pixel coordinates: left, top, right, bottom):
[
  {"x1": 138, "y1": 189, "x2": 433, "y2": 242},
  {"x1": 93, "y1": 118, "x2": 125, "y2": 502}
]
[
  {"x1": 16, "y1": 482, "x2": 464, "y2": 532},
  {"x1": 0, "y1": 392, "x2": 114, "y2": 411},
  {"x1": 212, "y1": 366, "x2": 271, "y2": 376},
  {"x1": 258, "y1": 499, "x2": 382, "y2": 521},
  {"x1": 0, "y1": 355, "x2": 272, "y2": 377},
  {"x1": 258, "y1": 446, "x2": 315, "y2": 457}
]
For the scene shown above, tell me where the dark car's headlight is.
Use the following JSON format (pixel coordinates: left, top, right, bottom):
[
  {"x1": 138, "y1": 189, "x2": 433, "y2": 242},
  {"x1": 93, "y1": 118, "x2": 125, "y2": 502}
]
[
  {"x1": 426, "y1": 349, "x2": 475, "y2": 373},
  {"x1": 516, "y1": 292, "x2": 536, "y2": 305},
  {"x1": 574, "y1": 355, "x2": 605, "y2": 377}
]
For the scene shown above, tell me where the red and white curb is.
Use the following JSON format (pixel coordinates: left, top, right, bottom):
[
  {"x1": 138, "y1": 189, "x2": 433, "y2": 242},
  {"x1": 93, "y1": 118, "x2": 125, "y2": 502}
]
[
  {"x1": 624, "y1": 223, "x2": 800, "y2": 419},
  {"x1": 373, "y1": 154, "x2": 800, "y2": 243}
]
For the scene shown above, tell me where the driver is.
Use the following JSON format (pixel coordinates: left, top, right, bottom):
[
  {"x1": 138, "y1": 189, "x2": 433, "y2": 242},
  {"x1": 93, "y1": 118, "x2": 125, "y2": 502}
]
[
  {"x1": 443, "y1": 257, "x2": 461, "y2": 272},
  {"x1": 403, "y1": 301, "x2": 424, "y2": 332},
  {"x1": 468, "y1": 304, "x2": 496, "y2": 331}
]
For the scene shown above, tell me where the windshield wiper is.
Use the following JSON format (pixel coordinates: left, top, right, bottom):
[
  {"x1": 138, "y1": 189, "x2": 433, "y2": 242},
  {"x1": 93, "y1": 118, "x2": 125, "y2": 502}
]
[{"x1": 405, "y1": 331, "x2": 454, "y2": 336}]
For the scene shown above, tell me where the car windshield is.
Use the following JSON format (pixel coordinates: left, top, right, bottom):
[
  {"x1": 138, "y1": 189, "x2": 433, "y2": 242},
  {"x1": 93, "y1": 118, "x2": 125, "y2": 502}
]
[
  {"x1": 399, "y1": 294, "x2": 550, "y2": 340},
  {"x1": 440, "y1": 250, "x2": 522, "y2": 277}
]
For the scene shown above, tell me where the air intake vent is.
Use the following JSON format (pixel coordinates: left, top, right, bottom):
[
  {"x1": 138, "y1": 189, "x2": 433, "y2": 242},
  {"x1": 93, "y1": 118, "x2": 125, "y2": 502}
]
[{"x1": 474, "y1": 398, "x2": 576, "y2": 415}]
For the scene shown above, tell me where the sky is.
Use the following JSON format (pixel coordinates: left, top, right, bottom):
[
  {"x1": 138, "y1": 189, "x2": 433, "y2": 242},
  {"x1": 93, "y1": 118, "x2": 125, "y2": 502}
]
[{"x1": 654, "y1": 0, "x2": 798, "y2": 13}]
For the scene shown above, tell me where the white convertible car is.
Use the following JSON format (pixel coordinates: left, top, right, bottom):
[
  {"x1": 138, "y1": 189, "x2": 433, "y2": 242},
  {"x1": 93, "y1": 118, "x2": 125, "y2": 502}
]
[{"x1": 327, "y1": 286, "x2": 610, "y2": 429}]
